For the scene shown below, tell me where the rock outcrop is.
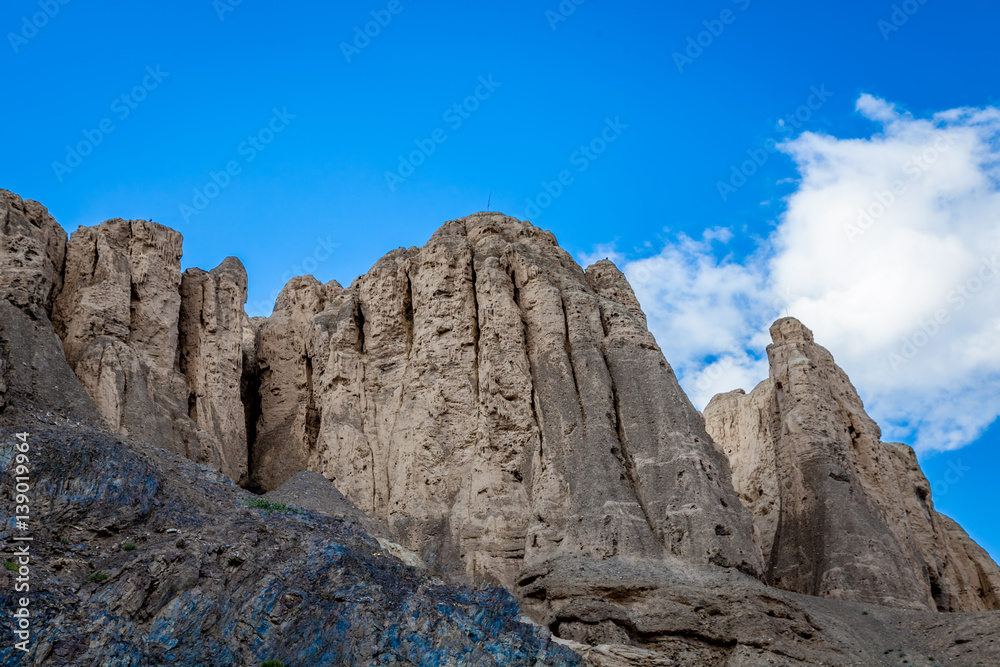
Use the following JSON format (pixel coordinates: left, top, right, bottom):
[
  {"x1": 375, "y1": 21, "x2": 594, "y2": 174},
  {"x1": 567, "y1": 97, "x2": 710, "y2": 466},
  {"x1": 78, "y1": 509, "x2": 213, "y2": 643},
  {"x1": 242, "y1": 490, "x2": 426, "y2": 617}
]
[
  {"x1": 705, "y1": 317, "x2": 1000, "y2": 612},
  {"x1": 250, "y1": 214, "x2": 762, "y2": 589},
  {"x1": 0, "y1": 191, "x2": 99, "y2": 423},
  {"x1": 3, "y1": 187, "x2": 1000, "y2": 665},
  {"x1": 179, "y1": 257, "x2": 251, "y2": 484},
  {"x1": 0, "y1": 190, "x2": 65, "y2": 316},
  {"x1": 50, "y1": 213, "x2": 250, "y2": 484}
]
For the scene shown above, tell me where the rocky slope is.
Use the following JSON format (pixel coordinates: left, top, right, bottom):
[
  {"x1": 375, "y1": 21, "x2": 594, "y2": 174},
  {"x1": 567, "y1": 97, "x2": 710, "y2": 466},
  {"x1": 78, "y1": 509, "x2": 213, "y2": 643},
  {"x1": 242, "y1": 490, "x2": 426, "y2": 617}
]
[
  {"x1": 0, "y1": 408, "x2": 579, "y2": 666},
  {"x1": 2, "y1": 187, "x2": 1000, "y2": 665},
  {"x1": 705, "y1": 317, "x2": 1000, "y2": 613}
]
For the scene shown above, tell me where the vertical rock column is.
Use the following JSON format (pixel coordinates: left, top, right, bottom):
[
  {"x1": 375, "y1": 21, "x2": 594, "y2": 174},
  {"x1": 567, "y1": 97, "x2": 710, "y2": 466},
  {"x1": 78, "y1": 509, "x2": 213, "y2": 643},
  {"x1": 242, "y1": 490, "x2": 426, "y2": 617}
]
[
  {"x1": 179, "y1": 257, "x2": 251, "y2": 485},
  {"x1": 52, "y1": 218, "x2": 250, "y2": 483},
  {"x1": 53, "y1": 219, "x2": 192, "y2": 451},
  {"x1": 0, "y1": 189, "x2": 66, "y2": 316}
]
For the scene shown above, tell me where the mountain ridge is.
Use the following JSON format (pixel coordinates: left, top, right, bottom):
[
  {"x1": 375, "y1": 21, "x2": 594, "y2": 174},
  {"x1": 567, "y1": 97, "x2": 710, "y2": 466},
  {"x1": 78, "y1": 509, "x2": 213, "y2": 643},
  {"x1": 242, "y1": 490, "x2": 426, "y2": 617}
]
[{"x1": 3, "y1": 187, "x2": 999, "y2": 665}]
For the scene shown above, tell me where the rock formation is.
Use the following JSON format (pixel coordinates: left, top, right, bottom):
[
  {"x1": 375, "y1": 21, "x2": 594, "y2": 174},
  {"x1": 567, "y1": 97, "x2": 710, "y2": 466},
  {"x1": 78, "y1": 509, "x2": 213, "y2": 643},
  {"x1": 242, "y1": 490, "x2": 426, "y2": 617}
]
[
  {"x1": 178, "y1": 257, "x2": 251, "y2": 484},
  {"x1": 3, "y1": 187, "x2": 1000, "y2": 665},
  {"x1": 0, "y1": 191, "x2": 101, "y2": 423},
  {"x1": 0, "y1": 189, "x2": 66, "y2": 316},
  {"x1": 50, "y1": 213, "x2": 250, "y2": 484},
  {"x1": 249, "y1": 214, "x2": 762, "y2": 589},
  {"x1": 705, "y1": 317, "x2": 1000, "y2": 612}
]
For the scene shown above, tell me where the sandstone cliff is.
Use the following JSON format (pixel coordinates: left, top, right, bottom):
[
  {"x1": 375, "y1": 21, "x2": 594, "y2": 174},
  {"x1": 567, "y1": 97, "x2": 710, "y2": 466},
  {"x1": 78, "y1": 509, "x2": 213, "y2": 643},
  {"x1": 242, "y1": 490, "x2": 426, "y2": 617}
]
[
  {"x1": 4, "y1": 187, "x2": 1000, "y2": 665},
  {"x1": 249, "y1": 215, "x2": 762, "y2": 589},
  {"x1": 705, "y1": 317, "x2": 1000, "y2": 612},
  {"x1": 49, "y1": 211, "x2": 250, "y2": 484}
]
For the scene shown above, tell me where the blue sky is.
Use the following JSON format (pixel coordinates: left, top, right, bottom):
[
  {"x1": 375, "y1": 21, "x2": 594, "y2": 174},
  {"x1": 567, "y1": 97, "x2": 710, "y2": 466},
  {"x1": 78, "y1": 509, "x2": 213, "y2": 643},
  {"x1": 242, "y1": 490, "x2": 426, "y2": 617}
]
[{"x1": 2, "y1": 0, "x2": 998, "y2": 559}]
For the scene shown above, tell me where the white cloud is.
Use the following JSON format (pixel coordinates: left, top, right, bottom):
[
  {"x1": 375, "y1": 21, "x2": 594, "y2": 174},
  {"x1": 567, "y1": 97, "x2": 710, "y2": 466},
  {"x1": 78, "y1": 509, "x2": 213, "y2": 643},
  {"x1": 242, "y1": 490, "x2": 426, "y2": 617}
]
[
  {"x1": 606, "y1": 229, "x2": 774, "y2": 409},
  {"x1": 584, "y1": 96, "x2": 1000, "y2": 454}
]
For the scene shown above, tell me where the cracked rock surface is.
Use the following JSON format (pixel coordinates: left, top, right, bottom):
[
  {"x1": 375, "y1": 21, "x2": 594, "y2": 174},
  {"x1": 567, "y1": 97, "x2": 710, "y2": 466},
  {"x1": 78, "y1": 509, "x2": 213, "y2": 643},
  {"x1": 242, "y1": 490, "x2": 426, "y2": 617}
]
[
  {"x1": 249, "y1": 214, "x2": 761, "y2": 589},
  {"x1": 2, "y1": 189, "x2": 999, "y2": 665}
]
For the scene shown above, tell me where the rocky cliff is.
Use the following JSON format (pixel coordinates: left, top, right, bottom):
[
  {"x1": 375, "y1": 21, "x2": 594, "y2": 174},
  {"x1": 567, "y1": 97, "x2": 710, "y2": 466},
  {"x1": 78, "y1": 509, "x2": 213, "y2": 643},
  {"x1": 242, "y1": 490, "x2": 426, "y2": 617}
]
[
  {"x1": 50, "y1": 212, "x2": 250, "y2": 485},
  {"x1": 248, "y1": 215, "x2": 762, "y2": 590},
  {"x1": 704, "y1": 317, "x2": 1000, "y2": 613},
  {"x1": 0, "y1": 190, "x2": 580, "y2": 666},
  {"x1": 3, "y1": 188, "x2": 1000, "y2": 665}
]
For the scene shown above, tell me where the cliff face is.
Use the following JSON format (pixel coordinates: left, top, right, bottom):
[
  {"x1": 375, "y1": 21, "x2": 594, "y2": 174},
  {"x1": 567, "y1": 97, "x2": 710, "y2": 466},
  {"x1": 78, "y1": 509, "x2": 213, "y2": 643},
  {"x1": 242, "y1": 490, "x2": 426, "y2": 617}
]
[
  {"x1": 0, "y1": 190, "x2": 66, "y2": 316},
  {"x1": 249, "y1": 214, "x2": 762, "y2": 587},
  {"x1": 50, "y1": 213, "x2": 250, "y2": 485},
  {"x1": 5, "y1": 188, "x2": 1000, "y2": 664},
  {"x1": 13, "y1": 192, "x2": 761, "y2": 587},
  {"x1": 704, "y1": 317, "x2": 1000, "y2": 612}
]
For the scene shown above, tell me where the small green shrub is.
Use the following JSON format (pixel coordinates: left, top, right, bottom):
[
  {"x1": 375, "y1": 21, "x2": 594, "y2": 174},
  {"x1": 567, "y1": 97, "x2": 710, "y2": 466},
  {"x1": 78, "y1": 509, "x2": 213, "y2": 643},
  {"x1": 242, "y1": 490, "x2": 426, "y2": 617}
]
[
  {"x1": 88, "y1": 571, "x2": 109, "y2": 583},
  {"x1": 4, "y1": 560, "x2": 18, "y2": 572},
  {"x1": 261, "y1": 661, "x2": 284, "y2": 667},
  {"x1": 243, "y1": 498, "x2": 290, "y2": 512},
  {"x1": 861, "y1": 610, "x2": 868, "y2": 615},
  {"x1": 60, "y1": 537, "x2": 70, "y2": 545},
  {"x1": 122, "y1": 541, "x2": 137, "y2": 551}
]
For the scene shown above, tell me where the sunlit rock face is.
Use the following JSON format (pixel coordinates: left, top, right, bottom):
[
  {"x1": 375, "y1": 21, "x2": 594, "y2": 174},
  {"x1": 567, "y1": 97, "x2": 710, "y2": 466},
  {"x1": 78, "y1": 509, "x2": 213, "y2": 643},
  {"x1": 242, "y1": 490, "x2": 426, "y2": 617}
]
[
  {"x1": 51, "y1": 213, "x2": 250, "y2": 484},
  {"x1": 250, "y1": 213, "x2": 761, "y2": 587}
]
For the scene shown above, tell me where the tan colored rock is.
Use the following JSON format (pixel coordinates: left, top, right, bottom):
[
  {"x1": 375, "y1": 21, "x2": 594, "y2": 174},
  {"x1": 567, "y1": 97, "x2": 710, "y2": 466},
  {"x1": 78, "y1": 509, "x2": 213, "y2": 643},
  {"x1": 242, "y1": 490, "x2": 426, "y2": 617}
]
[
  {"x1": 885, "y1": 442, "x2": 1000, "y2": 611},
  {"x1": 705, "y1": 317, "x2": 1000, "y2": 612},
  {"x1": 52, "y1": 219, "x2": 249, "y2": 483},
  {"x1": 53, "y1": 219, "x2": 190, "y2": 451},
  {"x1": 700, "y1": 385, "x2": 780, "y2": 564},
  {"x1": 5, "y1": 187, "x2": 1000, "y2": 665},
  {"x1": 250, "y1": 275, "x2": 333, "y2": 491},
  {"x1": 250, "y1": 213, "x2": 761, "y2": 590},
  {"x1": 179, "y1": 257, "x2": 250, "y2": 485},
  {"x1": 54, "y1": 219, "x2": 183, "y2": 371},
  {"x1": 0, "y1": 189, "x2": 66, "y2": 315}
]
